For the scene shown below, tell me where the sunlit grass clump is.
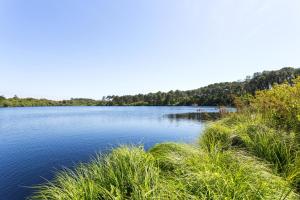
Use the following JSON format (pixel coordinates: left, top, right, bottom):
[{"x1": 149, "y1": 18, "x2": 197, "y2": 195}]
[{"x1": 30, "y1": 146, "x2": 173, "y2": 200}]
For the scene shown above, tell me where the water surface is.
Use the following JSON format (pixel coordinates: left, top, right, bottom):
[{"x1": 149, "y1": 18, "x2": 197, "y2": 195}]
[{"x1": 0, "y1": 106, "x2": 213, "y2": 199}]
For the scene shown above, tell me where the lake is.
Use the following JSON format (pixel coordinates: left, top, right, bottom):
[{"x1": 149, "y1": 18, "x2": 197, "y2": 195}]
[{"x1": 0, "y1": 106, "x2": 217, "y2": 200}]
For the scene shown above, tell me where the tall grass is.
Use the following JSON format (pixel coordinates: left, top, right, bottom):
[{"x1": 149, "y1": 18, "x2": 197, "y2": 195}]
[
  {"x1": 150, "y1": 143, "x2": 297, "y2": 199},
  {"x1": 30, "y1": 119, "x2": 300, "y2": 199},
  {"x1": 30, "y1": 143, "x2": 298, "y2": 200},
  {"x1": 200, "y1": 113, "x2": 300, "y2": 193}
]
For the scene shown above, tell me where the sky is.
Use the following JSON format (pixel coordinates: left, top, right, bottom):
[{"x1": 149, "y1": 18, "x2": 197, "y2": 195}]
[{"x1": 0, "y1": 0, "x2": 300, "y2": 100}]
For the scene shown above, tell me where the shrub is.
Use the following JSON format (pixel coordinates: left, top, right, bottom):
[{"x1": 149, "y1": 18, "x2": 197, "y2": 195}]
[{"x1": 250, "y1": 77, "x2": 300, "y2": 132}]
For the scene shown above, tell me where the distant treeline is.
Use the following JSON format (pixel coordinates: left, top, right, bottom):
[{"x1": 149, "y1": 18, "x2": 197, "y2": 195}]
[
  {"x1": 103, "y1": 67, "x2": 300, "y2": 106},
  {"x1": 0, "y1": 96, "x2": 104, "y2": 107},
  {"x1": 1, "y1": 67, "x2": 299, "y2": 107}
]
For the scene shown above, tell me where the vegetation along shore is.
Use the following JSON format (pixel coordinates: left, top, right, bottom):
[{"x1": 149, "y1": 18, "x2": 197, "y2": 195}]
[
  {"x1": 29, "y1": 76, "x2": 300, "y2": 199},
  {"x1": 1, "y1": 67, "x2": 300, "y2": 107}
]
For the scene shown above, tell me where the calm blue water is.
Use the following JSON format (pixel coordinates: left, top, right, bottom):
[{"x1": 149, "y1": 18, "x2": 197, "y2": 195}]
[{"x1": 0, "y1": 106, "x2": 214, "y2": 200}]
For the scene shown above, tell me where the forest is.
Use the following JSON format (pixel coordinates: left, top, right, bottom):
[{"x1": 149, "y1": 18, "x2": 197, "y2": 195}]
[{"x1": 1, "y1": 67, "x2": 299, "y2": 107}]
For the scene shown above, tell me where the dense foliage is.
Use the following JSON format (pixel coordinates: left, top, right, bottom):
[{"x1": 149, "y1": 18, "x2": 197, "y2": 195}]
[
  {"x1": 251, "y1": 77, "x2": 300, "y2": 132},
  {"x1": 105, "y1": 67, "x2": 300, "y2": 106},
  {"x1": 1, "y1": 67, "x2": 299, "y2": 107}
]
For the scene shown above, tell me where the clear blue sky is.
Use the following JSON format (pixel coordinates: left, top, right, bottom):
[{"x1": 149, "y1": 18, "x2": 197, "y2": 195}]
[{"x1": 0, "y1": 0, "x2": 299, "y2": 99}]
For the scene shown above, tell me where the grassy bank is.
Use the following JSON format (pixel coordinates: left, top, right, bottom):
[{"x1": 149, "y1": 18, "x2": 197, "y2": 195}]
[
  {"x1": 29, "y1": 78, "x2": 300, "y2": 200},
  {"x1": 30, "y1": 144, "x2": 298, "y2": 200}
]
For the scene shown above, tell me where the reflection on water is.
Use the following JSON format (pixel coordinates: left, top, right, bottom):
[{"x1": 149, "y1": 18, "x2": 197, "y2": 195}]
[
  {"x1": 166, "y1": 112, "x2": 221, "y2": 122},
  {"x1": 166, "y1": 107, "x2": 236, "y2": 123}
]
